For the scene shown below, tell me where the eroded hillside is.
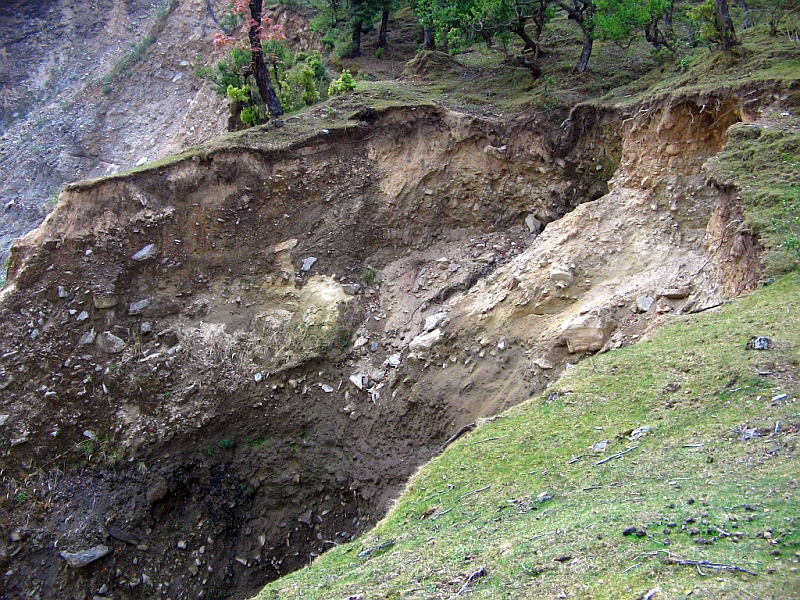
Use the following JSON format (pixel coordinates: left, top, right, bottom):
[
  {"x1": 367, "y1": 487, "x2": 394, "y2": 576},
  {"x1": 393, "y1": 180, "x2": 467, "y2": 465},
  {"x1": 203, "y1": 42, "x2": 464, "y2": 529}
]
[{"x1": 0, "y1": 72, "x2": 778, "y2": 597}]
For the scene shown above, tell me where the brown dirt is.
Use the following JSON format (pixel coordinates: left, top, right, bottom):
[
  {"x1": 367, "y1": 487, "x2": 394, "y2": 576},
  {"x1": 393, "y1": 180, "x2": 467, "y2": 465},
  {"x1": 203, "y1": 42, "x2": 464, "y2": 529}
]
[{"x1": 0, "y1": 5, "x2": 775, "y2": 600}]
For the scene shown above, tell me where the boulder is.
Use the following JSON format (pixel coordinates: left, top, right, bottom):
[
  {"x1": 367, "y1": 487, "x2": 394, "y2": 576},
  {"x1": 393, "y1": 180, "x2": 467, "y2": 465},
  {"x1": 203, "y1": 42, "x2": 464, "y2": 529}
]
[
  {"x1": 561, "y1": 314, "x2": 615, "y2": 353},
  {"x1": 409, "y1": 328, "x2": 443, "y2": 352},
  {"x1": 97, "y1": 331, "x2": 126, "y2": 354}
]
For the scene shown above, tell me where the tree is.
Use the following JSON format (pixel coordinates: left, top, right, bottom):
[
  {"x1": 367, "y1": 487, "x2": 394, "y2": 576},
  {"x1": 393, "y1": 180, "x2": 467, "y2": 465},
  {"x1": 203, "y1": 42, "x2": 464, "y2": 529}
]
[
  {"x1": 687, "y1": 0, "x2": 737, "y2": 49},
  {"x1": 713, "y1": 0, "x2": 738, "y2": 50},
  {"x1": 555, "y1": 0, "x2": 595, "y2": 72},
  {"x1": 242, "y1": 0, "x2": 284, "y2": 117},
  {"x1": 594, "y1": 0, "x2": 673, "y2": 51}
]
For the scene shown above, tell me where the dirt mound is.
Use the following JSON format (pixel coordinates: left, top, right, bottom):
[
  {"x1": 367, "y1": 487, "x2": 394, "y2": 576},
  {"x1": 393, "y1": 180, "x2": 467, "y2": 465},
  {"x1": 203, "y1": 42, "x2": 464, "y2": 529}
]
[{"x1": 404, "y1": 51, "x2": 465, "y2": 78}]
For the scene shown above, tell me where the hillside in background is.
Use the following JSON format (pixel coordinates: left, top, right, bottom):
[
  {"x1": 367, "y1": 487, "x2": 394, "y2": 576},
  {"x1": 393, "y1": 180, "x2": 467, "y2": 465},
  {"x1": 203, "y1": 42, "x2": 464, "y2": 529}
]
[{"x1": 0, "y1": 1, "x2": 798, "y2": 599}]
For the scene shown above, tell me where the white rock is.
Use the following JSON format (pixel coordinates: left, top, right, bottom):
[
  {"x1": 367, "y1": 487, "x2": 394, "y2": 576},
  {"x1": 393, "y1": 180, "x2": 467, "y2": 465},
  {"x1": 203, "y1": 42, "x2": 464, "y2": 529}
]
[
  {"x1": 78, "y1": 328, "x2": 97, "y2": 346},
  {"x1": 409, "y1": 328, "x2": 443, "y2": 352},
  {"x1": 131, "y1": 244, "x2": 158, "y2": 261},
  {"x1": 321, "y1": 384, "x2": 334, "y2": 393},
  {"x1": 549, "y1": 267, "x2": 574, "y2": 285},
  {"x1": 387, "y1": 353, "x2": 401, "y2": 367},
  {"x1": 424, "y1": 312, "x2": 446, "y2": 332},
  {"x1": 635, "y1": 296, "x2": 654, "y2": 313},
  {"x1": 561, "y1": 314, "x2": 614, "y2": 353},
  {"x1": 349, "y1": 374, "x2": 368, "y2": 391},
  {"x1": 525, "y1": 214, "x2": 543, "y2": 234}
]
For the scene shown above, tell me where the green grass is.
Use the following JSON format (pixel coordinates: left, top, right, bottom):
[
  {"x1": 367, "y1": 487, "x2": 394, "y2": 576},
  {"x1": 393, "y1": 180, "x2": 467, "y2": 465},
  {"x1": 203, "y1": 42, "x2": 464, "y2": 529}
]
[
  {"x1": 708, "y1": 116, "x2": 800, "y2": 277},
  {"x1": 259, "y1": 273, "x2": 800, "y2": 599}
]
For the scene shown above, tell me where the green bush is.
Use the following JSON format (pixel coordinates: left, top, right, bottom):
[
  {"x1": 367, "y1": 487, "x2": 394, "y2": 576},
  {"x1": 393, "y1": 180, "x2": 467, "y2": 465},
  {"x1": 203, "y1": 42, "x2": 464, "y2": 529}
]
[
  {"x1": 328, "y1": 70, "x2": 357, "y2": 96},
  {"x1": 297, "y1": 65, "x2": 321, "y2": 105}
]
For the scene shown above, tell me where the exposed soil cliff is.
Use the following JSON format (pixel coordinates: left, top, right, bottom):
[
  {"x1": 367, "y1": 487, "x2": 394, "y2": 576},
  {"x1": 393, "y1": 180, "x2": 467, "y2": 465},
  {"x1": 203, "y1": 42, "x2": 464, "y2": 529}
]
[{"x1": 0, "y1": 78, "x2": 768, "y2": 597}]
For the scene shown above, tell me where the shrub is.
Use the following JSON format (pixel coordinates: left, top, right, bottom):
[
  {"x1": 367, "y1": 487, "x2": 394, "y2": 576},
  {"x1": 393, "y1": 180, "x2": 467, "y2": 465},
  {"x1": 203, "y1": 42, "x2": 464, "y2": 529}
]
[
  {"x1": 297, "y1": 65, "x2": 321, "y2": 105},
  {"x1": 328, "y1": 70, "x2": 357, "y2": 96}
]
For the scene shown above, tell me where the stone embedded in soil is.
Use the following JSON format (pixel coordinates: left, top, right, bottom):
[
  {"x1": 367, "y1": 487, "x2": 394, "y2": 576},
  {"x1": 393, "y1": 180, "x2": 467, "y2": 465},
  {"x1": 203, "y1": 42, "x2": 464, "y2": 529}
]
[
  {"x1": 409, "y1": 328, "x2": 443, "y2": 352},
  {"x1": 92, "y1": 294, "x2": 118, "y2": 309},
  {"x1": 59, "y1": 544, "x2": 110, "y2": 568},
  {"x1": 387, "y1": 353, "x2": 401, "y2": 367},
  {"x1": 424, "y1": 312, "x2": 446, "y2": 332},
  {"x1": 349, "y1": 374, "x2": 368, "y2": 391},
  {"x1": 560, "y1": 314, "x2": 615, "y2": 353},
  {"x1": 131, "y1": 244, "x2": 158, "y2": 261},
  {"x1": 97, "y1": 331, "x2": 126, "y2": 354},
  {"x1": 128, "y1": 299, "x2": 151, "y2": 315},
  {"x1": 146, "y1": 476, "x2": 169, "y2": 505},
  {"x1": 549, "y1": 267, "x2": 574, "y2": 286},
  {"x1": 301, "y1": 256, "x2": 317, "y2": 272},
  {"x1": 76, "y1": 310, "x2": 89, "y2": 321},
  {"x1": 525, "y1": 214, "x2": 543, "y2": 234},
  {"x1": 635, "y1": 296, "x2": 654, "y2": 313},
  {"x1": 342, "y1": 283, "x2": 361, "y2": 295},
  {"x1": 660, "y1": 286, "x2": 690, "y2": 299}
]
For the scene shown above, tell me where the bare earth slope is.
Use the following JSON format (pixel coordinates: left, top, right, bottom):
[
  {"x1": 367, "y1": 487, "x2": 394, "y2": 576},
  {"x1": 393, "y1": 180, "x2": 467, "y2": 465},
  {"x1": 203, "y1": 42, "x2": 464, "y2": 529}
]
[{"x1": 0, "y1": 74, "x2": 774, "y2": 596}]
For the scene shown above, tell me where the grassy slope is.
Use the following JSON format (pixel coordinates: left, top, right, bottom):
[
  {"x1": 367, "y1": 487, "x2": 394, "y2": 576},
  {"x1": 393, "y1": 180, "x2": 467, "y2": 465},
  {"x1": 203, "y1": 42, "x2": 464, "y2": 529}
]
[
  {"x1": 251, "y1": 21, "x2": 800, "y2": 600},
  {"x1": 260, "y1": 274, "x2": 800, "y2": 599}
]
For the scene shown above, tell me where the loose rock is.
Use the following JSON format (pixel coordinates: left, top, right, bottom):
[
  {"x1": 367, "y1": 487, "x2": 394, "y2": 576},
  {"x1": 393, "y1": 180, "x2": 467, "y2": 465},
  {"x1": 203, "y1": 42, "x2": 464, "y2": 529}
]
[
  {"x1": 131, "y1": 244, "x2": 158, "y2": 261},
  {"x1": 560, "y1": 314, "x2": 615, "y2": 353},
  {"x1": 746, "y1": 336, "x2": 771, "y2": 351},
  {"x1": 59, "y1": 545, "x2": 111, "y2": 568},
  {"x1": 97, "y1": 331, "x2": 126, "y2": 354}
]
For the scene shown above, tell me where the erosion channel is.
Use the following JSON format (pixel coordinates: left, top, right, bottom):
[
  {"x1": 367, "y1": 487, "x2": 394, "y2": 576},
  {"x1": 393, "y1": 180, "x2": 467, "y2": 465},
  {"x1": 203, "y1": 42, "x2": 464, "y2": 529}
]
[{"x1": 0, "y1": 96, "x2": 762, "y2": 599}]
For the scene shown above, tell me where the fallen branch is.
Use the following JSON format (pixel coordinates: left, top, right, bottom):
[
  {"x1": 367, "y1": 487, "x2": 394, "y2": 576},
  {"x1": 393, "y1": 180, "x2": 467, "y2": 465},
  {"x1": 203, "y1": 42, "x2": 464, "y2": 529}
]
[
  {"x1": 595, "y1": 445, "x2": 638, "y2": 466},
  {"x1": 455, "y1": 566, "x2": 487, "y2": 597},
  {"x1": 431, "y1": 508, "x2": 453, "y2": 521},
  {"x1": 582, "y1": 482, "x2": 621, "y2": 491},
  {"x1": 530, "y1": 530, "x2": 557, "y2": 542},
  {"x1": 568, "y1": 453, "x2": 588, "y2": 464},
  {"x1": 622, "y1": 562, "x2": 642, "y2": 574},
  {"x1": 358, "y1": 539, "x2": 396, "y2": 559},
  {"x1": 468, "y1": 434, "x2": 508, "y2": 445},
  {"x1": 457, "y1": 485, "x2": 491, "y2": 502},
  {"x1": 657, "y1": 550, "x2": 757, "y2": 576},
  {"x1": 642, "y1": 587, "x2": 662, "y2": 600},
  {"x1": 440, "y1": 423, "x2": 476, "y2": 452}
]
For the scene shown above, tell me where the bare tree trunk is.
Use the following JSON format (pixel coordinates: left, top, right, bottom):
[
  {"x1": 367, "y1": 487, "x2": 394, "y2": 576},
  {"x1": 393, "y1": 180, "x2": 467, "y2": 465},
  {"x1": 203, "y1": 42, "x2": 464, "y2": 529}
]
[
  {"x1": 576, "y1": 26, "x2": 593, "y2": 72},
  {"x1": 423, "y1": 26, "x2": 436, "y2": 51},
  {"x1": 378, "y1": 9, "x2": 389, "y2": 49},
  {"x1": 714, "y1": 0, "x2": 738, "y2": 50},
  {"x1": 738, "y1": 0, "x2": 753, "y2": 29},
  {"x1": 248, "y1": 0, "x2": 283, "y2": 118},
  {"x1": 351, "y1": 18, "x2": 363, "y2": 56},
  {"x1": 557, "y1": 0, "x2": 595, "y2": 72}
]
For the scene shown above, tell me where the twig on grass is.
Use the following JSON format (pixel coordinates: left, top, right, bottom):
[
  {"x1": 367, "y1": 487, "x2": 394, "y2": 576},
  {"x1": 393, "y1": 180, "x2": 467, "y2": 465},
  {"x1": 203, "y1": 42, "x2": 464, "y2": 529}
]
[
  {"x1": 582, "y1": 482, "x2": 621, "y2": 491},
  {"x1": 456, "y1": 485, "x2": 491, "y2": 502},
  {"x1": 622, "y1": 562, "x2": 642, "y2": 574},
  {"x1": 568, "y1": 453, "x2": 589, "y2": 464},
  {"x1": 642, "y1": 587, "x2": 662, "y2": 600},
  {"x1": 655, "y1": 550, "x2": 758, "y2": 576},
  {"x1": 357, "y1": 539, "x2": 396, "y2": 559},
  {"x1": 431, "y1": 508, "x2": 453, "y2": 521},
  {"x1": 467, "y1": 435, "x2": 508, "y2": 445},
  {"x1": 455, "y1": 566, "x2": 487, "y2": 597},
  {"x1": 594, "y1": 445, "x2": 638, "y2": 466}
]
